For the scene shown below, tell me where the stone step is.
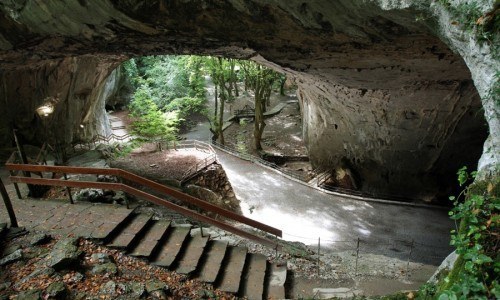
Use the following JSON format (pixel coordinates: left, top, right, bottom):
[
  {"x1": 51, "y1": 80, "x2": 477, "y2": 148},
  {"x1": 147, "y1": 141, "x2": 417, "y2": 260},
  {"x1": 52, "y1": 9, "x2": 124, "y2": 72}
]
[
  {"x1": 217, "y1": 246, "x2": 248, "y2": 294},
  {"x1": 89, "y1": 208, "x2": 135, "y2": 240},
  {"x1": 107, "y1": 213, "x2": 153, "y2": 249},
  {"x1": 267, "y1": 262, "x2": 287, "y2": 299},
  {"x1": 129, "y1": 220, "x2": 170, "y2": 258},
  {"x1": 151, "y1": 226, "x2": 191, "y2": 268},
  {"x1": 196, "y1": 240, "x2": 228, "y2": 284},
  {"x1": 175, "y1": 232, "x2": 209, "y2": 275},
  {"x1": 240, "y1": 253, "x2": 267, "y2": 300}
]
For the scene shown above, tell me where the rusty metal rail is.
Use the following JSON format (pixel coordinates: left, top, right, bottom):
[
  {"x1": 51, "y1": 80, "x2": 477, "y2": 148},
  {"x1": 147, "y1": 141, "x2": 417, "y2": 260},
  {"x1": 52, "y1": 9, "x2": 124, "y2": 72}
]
[{"x1": 5, "y1": 162, "x2": 282, "y2": 250}]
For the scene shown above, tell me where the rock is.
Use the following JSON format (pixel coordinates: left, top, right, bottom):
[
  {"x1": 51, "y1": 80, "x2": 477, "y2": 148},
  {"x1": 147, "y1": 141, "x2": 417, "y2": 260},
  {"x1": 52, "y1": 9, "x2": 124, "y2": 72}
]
[
  {"x1": 129, "y1": 282, "x2": 145, "y2": 298},
  {"x1": 312, "y1": 287, "x2": 362, "y2": 299},
  {"x1": 2, "y1": 244, "x2": 21, "y2": 257},
  {"x1": 198, "y1": 289, "x2": 215, "y2": 298},
  {"x1": 75, "y1": 188, "x2": 105, "y2": 203},
  {"x1": 150, "y1": 290, "x2": 167, "y2": 300},
  {"x1": 91, "y1": 262, "x2": 118, "y2": 275},
  {"x1": 24, "y1": 246, "x2": 50, "y2": 260},
  {"x1": 111, "y1": 191, "x2": 127, "y2": 205},
  {"x1": 45, "y1": 238, "x2": 81, "y2": 270},
  {"x1": 100, "y1": 280, "x2": 117, "y2": 295},
  {"x1": 0, "y1": 249, "x2": 22, "y2": 266},
  {"x1": 145, "y1": 280, "x2": 168, "y2": 293},
  {"x1": 45, "y1": 282, "x2": 67, "y2": 299},
  {"x1": 68, "y1": 272, "x2": 84, "y2": 283},
  {"x1": 90, "y1": 253, "x2": 113, "y2": 264},
  {"x1": 116, "y1": 283, "x2": 131, "y2": 294},
  {"x1": 30, "y1": 233, "x2": 51, "y2": 246},
  {"x1": 429, "y1": 251, "x2": 458, "y2": 284},
  {"x1": 16, "y1": 289, "x2": 42, "y2": 300}
]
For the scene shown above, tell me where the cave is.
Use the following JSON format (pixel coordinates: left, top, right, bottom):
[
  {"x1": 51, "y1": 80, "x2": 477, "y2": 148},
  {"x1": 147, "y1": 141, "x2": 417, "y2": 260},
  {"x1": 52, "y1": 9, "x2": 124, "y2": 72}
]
[{"x1": 0, "y1": 0, "x2": 497, "y2": 202}]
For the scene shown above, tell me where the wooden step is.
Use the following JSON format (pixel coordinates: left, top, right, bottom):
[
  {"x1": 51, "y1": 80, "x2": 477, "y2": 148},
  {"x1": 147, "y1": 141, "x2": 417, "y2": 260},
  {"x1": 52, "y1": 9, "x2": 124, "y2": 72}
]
[
  {"x1": 240, "y1": 253, "x2": 267, "y2": 300},
  {"x1": 107, "y1": 213, "x2": 152, "y2": 249},
  {"x1": 129, "y1": 220, "x2": 170, "y2": 257},
  {"x1": 151, "y1": 226, "x2": 191, "y2": 268},
  {"x1": 197, "y1": 240, "x2": 228, "y2": 283},
  {"x1": 267, "y1": 262, "x2": 287, "y2": 299},
  {"x1": 217, "y1": 246, "x2": 248, "y2": 294},
  {"x1": 175, "y1": 233, "x2": 209, "y2": 275}
]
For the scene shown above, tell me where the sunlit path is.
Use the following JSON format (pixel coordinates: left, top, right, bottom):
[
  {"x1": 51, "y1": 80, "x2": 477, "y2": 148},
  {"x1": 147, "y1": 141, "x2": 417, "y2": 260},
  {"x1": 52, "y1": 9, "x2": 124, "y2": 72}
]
[{"x1": 215, "y1": 150, "x2": 454, "y2": 263}]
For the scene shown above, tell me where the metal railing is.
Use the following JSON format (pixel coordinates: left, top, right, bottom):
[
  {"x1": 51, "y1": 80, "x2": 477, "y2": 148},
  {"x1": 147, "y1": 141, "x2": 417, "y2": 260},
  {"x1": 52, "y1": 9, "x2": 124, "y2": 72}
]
[
  {"x1": 5, "y1": 160, "x2": 282, "y2": 250},
  {"x1": 210, "y1": 140, "x2": 307, "y2": 182},
  {"x1": 181, "y1": 153, "x2": 217, "y2": 184}
]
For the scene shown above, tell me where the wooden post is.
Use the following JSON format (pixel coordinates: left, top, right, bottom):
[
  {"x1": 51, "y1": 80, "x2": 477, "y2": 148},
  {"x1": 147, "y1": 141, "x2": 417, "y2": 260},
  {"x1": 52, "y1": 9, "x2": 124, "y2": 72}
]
[
  {"x1": 9, "y1": 170, "x2": 22, "y2": 199},
  {"x1": 317, "y1": 237, "x2": 321, "y2": 276},
  {"x1": 355, "y1": 237, "x2": 360, "y2": 276},
  {"x1": 13, "y1": 129, "x2": 36, "y2": 196},
  {"x1": 63, "y1": 173, "x2": 74, "y2": 204},
  {"x1": 406, "y1": 239, "x2": 414, "y2": 280},
  {"x1": 0, "y1": 177, "x2": 18, "y2": 227}
]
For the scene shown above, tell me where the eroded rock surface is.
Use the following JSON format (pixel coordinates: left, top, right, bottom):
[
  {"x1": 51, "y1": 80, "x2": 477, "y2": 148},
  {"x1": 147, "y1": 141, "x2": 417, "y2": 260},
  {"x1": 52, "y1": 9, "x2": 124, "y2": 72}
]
[{"x1": 0, "y1": 0, "x2": 497, "y2": 198}]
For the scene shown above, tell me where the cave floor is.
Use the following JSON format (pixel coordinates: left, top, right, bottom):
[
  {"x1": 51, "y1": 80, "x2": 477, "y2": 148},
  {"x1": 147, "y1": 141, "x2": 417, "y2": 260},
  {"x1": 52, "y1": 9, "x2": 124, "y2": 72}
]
[{"x1": 215, "y1": 149, "x2": 454, "y2": 297}]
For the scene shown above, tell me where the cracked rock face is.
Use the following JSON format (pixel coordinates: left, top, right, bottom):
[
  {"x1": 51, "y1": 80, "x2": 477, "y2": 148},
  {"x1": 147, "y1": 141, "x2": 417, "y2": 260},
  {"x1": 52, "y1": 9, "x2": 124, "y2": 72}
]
[{"x1": 0, "y1": 0, "x2": 497, "y2": 199}]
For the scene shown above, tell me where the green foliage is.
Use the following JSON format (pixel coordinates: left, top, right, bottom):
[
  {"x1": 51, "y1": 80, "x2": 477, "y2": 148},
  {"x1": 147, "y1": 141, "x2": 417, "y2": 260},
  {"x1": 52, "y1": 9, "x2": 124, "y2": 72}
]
[
  {"x1": 129, "y1": 85, "x2": 178, "y2": 142},
  {"x1": 438, "y1": 167, "x2": 500, "y2": 299},
  {"x1": 418, "y1": 282, "x2": 437, "y2": 299},
  {"x1": 165, "y1": 96, "x2": 207, "y2": 119},
  {"x1": 438, "y1": 1, "x2": 499, "y2": 45},
  {"x1": 121, "y1": 55, "x2": 207, "y2": 135}
]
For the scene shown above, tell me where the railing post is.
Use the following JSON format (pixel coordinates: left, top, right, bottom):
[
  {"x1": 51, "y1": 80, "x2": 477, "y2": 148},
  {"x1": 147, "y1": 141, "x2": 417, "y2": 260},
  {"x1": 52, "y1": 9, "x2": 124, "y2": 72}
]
[
  {"x1": 355, "y1": 237, "x2": 360, "y2": 276},
  {"x1": 9, "y1": 170, "x2": 22, "y2": 199},
  {"x1": 0, "y1": 177, "x2": 18, "y2": 227},
  {"x1": 317, "y1": 237, "x2": 321, "y2": 276},
  {"x1": 63, "y1": 173, "x2": 74, "y2": 204}
]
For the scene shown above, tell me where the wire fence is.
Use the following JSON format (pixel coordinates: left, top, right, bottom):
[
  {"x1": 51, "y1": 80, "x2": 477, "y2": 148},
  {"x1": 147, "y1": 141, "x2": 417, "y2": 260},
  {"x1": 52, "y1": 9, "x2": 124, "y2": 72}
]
[
  {"x1": 273, "y1": 230, "x2": 453, "y2": 279},
  {"x1": 210, "y1": 140, "x2": 308, "y2": 182}
]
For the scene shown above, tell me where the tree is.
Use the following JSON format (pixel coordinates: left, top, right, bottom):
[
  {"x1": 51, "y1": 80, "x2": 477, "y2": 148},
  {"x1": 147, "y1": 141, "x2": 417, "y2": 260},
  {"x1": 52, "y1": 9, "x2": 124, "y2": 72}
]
[
  {"x1": 129, "y1": 85, "x2": 178, "y2": 150},
  {"x1": 121, "y1": 55, "x2": 206, "y2": 136},
  {"x1": 241, "y1": 62, "x2": 280, "y2": 151},
  {"x1": 205, "y1": 57, "x2": 239, "y2": 144}
]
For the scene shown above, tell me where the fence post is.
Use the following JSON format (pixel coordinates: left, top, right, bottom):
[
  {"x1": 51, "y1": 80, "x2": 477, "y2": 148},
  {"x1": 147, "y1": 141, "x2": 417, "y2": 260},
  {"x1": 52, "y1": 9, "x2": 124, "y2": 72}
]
[
  {"x1": 317, "y1": 237, "x2": 321, "y2": 276},
  {"x1": 63, "y1": 173, "x2": 74, "y2": 204},
  {"x1": 355, "y1": 237, "x2": 360, "y2": 276},
  {"x1": 0, "y1": 177, "x2": 18, "y2": 227},
  {"x1": 406, "y1": 239, "x2": 414, "y2": 280},
  {"x1": 9, "y1": 170, "x2": 22, "y2": 199}
]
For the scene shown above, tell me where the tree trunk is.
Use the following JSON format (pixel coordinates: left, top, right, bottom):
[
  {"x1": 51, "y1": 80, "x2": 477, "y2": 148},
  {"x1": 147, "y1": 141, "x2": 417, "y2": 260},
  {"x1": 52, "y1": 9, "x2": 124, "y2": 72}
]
[
  {"x1": 280, "y1": 76, "x2": 286, "y2": 95},
  {"x1": 214, "y1": 85, "x2": 218, "y2": 120},
  {"x1": 218, "y1": 91, "x2": 225, "y2": 144}
]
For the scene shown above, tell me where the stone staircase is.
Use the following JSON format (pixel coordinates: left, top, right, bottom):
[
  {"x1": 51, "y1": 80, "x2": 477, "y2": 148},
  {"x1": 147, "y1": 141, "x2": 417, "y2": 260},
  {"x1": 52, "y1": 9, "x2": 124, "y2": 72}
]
[{"x1": 101, "y1": 212, "x2": 288, "y2": 300}]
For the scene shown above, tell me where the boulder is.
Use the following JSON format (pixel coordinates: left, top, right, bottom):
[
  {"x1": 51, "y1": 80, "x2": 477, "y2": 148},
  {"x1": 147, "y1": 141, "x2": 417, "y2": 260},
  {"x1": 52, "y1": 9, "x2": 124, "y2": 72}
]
[
  {"x1": 100, "y1": 280, "x2": 116, "y2": 296},
  {"x1": 30, "y1": 234, "x2": 51, "y2": 246},
  {"x1": 45, "y1": 238, "x2": 81, "y2": 270},
  {"x1": 0, "y1": 249, "x2": 22, "y2": 266},
  {"x1": 90, "y1": 253, "x2": 113, "y2": 264},
  {"x1": 129, "y1": 282, "x2": 145, "y2": 298},
  {"x1": 15, "y1": 289, "x2": 42, "y2": 300},
  {"x1": 45, "y1": 282, "x2": 67, "y2": 299},
  {"x1": 91, "y1": 262, "x2": 118, "y2": 275}
]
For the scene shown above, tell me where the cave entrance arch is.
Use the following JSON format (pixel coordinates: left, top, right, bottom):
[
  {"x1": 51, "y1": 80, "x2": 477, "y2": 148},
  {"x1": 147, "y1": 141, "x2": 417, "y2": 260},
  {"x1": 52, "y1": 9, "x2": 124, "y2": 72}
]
[{"x1": 0, "y1": 1, "x2": 494, "y2": 202}]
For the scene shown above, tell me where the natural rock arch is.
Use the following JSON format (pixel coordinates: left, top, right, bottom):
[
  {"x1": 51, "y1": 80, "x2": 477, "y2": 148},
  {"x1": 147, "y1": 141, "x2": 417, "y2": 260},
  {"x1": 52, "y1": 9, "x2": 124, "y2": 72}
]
[{"x1": 0, "y1": 0, "x2": 497, "y2": 199}]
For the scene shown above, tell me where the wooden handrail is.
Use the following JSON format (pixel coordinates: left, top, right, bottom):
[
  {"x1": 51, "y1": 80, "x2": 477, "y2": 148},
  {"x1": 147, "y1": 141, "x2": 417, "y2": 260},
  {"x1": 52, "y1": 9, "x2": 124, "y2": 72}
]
[
  {"x1": 9, "y1": 176, "x2": 280, "y2": 250},
  {"x1": 5, "y1": 162, "x2": 282, "y2": 238}
]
